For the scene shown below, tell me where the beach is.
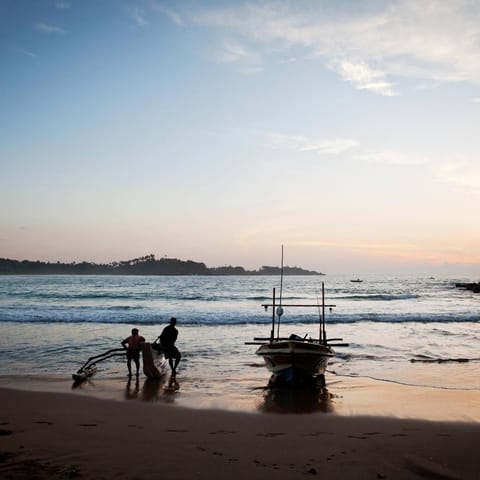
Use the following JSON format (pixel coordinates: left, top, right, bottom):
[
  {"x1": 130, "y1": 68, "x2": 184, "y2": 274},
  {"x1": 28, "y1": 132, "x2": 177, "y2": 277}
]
[
  {"x1": 1, "y1": 275, "x2": 479, "y2": 478},
  {"x1": 1, "y1": 386, "x2": 479, "y2": 480}
]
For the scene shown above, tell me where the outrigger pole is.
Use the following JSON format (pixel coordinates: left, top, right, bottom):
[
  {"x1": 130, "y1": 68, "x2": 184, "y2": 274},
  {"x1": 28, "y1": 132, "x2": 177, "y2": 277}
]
[{"x1": 76, "y1": 348, "x2": 126, "y2": 374}]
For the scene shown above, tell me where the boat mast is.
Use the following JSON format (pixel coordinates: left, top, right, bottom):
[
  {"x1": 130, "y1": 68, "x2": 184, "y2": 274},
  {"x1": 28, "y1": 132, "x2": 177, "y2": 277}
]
[
  {"x1": 322, "y1": 282, "x2": 327, "y2": 344},
  {"x1": 270, "y1": 287, "x2": 275, "y2": 343},
  {"x1": 276, "y1": 245, "x2": 284, "y2": 340}
]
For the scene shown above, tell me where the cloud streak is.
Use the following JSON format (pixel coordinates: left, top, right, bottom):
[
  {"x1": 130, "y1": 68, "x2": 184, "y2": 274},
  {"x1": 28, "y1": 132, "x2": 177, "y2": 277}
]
[
  {"x1": 127, "y1": 7, "x2": 148, "y2": 27},
  {"x1": 214, "y1": 41, "x2": 263, "y2": 73},
  {"x1": 353, "y1": 151, "x2": 426, "y2": 166},
  {"x1": 55, "y1": 1, "x2": 70, "y2": 9},
  {"x1": 152, "y1": 3, "x2": 185, "y2": 26},
  {"x1": 267, "y1": 132, "x2": 480, "y2": 195},
  {"x1": 433, "y1": 159, "x2": 480, "y2": 196},
  {"x1": 36, "y1": 23, "x2": 66, "y2": 35},
  {"x1": 267, "y1": 133, "x2": 359, "y2": 155},
  {"x1": 189, "y1": 0, "x2": 480, "y2": 94},
  {"x1": 329, "y1": 59, "x2": 397, "y2": 96}
]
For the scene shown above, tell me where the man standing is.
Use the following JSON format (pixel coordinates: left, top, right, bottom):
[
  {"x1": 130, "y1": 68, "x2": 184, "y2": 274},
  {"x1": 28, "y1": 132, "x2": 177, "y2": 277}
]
[
  {"x1": 121, "y1": 328, "x2": 145, "y2": 377},
  {"x1": 160, "y1": 317, "x2": 181, "y2": 376}
]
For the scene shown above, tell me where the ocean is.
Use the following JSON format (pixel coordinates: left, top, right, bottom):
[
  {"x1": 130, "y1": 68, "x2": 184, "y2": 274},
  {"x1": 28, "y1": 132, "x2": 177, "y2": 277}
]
[{"x1": 1, "y1": 274, "x2": 479, "y2": 413}]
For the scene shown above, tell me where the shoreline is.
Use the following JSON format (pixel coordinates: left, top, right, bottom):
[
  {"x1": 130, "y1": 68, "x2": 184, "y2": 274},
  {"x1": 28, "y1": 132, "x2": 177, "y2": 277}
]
[
  {"x1": 1, "y1": 370, "x2": 479, "y2": 422},
  {"x1": 1, "y1": 386, "x2": 479, "y2": 479}
]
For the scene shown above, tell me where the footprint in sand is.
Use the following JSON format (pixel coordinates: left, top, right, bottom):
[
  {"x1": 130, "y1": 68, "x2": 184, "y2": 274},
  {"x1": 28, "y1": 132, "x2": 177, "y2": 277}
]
[
  {"x1": 0, "y1": 429, "x2": 13, "y2": 436},
  {"x1": 166, "y1": 429, "x2": 188, "y2": 433},
  {"x1": 256, "y1": 432, "x2": 286, "y2": 437},
  {"x1": 209, "y1": 430, "x2": 237, "y2": 435},
  {"x1": 34, "y1": 421, "x2": 54, "y2": 425},
  {"x1": 78, "y1": 423, "x2": 98, "y2": 427}
]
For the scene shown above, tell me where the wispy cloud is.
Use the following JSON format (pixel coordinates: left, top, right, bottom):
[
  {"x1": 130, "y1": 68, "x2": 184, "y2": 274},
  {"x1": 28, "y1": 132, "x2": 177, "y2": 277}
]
[
  {"x1": 127, "y1": 7, "x2": 148, "y2": 27},
  {"x1": 288, "y1": 239, "x2": 480, "y2": 264},
  {"x1": 17, "y1": 48, "x2": 37, "y2": 58},
  {"x1": 267, "y1": 133, "x2": 359, "y2": 155},
  {"x1": 433, "y1": 159, "x2": 480, "y2": 195},
  {"x1": 472, "y1": 97, "x2": 480, "y2": 103},
  {"x1": 289, "y1": 239, "x2": 419, "y2": 253},
  {"x1": 354, "y1": 150, "x2": 426, "y2": 166},
  {"x1": 214, "y1": 41, "x2": 263, "y2": 73},
  {"x1": 329, "y1": 59, "x2": 397, "y2": 96},
  {"x1": 55, "y1": 1, "x2": 70, "y2": 9},
  {"x1": 151, "y1": 3, "x2": 184, "y2": 26},
  {"x1": 266, "y1": 131, "x2": 480, "y2": 195},
  {"x1": 36, "y1": 23, "x2": 66, "y2": 35},
  {"x1": 267, "y1": 132, "x2": 423, "y2": 163},
  {"x1": 190, "y1": 1, "x2": 480, "y2": 94}
]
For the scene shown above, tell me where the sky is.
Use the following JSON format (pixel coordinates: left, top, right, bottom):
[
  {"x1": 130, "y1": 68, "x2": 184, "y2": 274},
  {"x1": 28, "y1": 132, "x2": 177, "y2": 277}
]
[{"x1": 1, "y1": 0, "x2": 480, "y2": 275}]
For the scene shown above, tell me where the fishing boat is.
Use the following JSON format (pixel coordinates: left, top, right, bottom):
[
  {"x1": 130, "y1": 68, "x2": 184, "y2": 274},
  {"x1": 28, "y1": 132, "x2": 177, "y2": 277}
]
[
  {"x1": 247, "y1": 248, "x2": 347, "y2": 388},
  {"x1": 350, "y1": 278, "x2": 363, "y2": 283}
]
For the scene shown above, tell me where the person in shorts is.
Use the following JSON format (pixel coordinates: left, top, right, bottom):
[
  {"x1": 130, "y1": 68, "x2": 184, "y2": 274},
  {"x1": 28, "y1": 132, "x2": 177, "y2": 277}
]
[
  {"x1": 160, "y1": 317, "x2": 181, "y2": 376},
  {"x1": 121, "y1": 328, "x2": 145, "y2": 377}
]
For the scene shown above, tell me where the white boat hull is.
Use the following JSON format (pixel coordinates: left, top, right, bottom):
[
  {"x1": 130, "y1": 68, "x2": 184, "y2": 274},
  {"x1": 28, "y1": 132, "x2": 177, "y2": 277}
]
[
  {"x1": 256, "y1": 340, "x2": 334, "y2": 386},
  {"x1": 142, "y1": 342, "x2": 168, "y2": 379}
]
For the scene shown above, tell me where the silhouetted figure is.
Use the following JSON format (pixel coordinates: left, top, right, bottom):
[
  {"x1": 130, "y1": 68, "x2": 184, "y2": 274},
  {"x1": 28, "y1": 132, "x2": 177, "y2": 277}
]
[
  {"x1": 160, "y1": 317, "x2": 181, "y2": 376},
  {"x1": 121, "y1": 328, "x2": 145, "y2": 377}
]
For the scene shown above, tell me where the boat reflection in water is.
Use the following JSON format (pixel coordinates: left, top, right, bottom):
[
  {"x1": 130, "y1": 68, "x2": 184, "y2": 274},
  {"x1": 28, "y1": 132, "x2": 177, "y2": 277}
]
[
  {"x1": 141, "y1": 374, "x2": 179, "y2": 403},
  {"x1": 258, "y1": 384, "x2": 334, "y2": 414}
]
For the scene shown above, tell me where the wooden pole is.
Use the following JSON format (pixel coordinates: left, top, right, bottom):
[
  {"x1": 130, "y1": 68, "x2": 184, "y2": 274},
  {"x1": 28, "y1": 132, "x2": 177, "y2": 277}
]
[
  {"x1": 322, "y1": 282, "x2": 327, "y2": 344},
  {"x1": 277, "y1": 245, "x2": 284, "y2": 340},
  {"x1": 270, "y1": 288, "x2": 275, "y2": 343}
]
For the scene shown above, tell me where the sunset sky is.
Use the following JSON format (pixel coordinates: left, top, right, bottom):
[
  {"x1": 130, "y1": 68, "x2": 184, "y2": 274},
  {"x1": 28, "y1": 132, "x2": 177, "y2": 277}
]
[{"x1": 1, "y1": 1, "x2": 480, "y2": 275}]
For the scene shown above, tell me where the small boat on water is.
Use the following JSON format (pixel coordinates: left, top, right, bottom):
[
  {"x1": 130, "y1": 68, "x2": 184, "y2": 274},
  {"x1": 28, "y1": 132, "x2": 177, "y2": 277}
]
[
  {"x1": 247, "y1": 248, "x2": 347, "y2": 388},
  {"x1": 350, "y1": 278, "x2": 363, "y2": 283}
]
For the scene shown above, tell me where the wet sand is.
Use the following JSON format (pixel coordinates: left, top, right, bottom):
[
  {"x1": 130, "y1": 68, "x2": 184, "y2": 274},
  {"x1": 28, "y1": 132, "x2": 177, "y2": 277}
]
[
  {"x1": 1, "y1": 371, "x2": 479, "y2": 422},
  {"x1": 1, "y1": 386, "x2": 479, "y2": 479}
]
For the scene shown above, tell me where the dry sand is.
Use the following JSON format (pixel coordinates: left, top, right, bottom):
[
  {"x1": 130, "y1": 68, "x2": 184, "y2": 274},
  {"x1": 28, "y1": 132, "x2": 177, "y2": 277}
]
[{"x1": 1, "y1": 386, "x2": 479, "y2": 480}]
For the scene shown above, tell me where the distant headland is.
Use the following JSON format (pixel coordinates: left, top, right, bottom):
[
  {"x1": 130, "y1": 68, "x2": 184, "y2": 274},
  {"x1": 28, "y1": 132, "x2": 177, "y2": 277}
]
[{"x1": 0, "y1": 254, "x2": 324, "y2": 276}]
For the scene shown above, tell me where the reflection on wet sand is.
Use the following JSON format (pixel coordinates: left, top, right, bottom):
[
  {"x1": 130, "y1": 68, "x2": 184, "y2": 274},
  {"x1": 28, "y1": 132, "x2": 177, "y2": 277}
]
[
  {"x1": 166, "y1": 374, "x2": 180, "y2": 392},
  {"x1": 141, "y1": 374, "x2": 180, "y2": 403},
  {"x1": 125, "y1": 377, "x2": 140, "y2": 400},
  {"x1": 71, "y1": 377, "x2": 96, "y2": 391},
  {"x1": 141, "y1": 377, "x2": 164, "y2": 401},
  {"x1": 258, "y1": 387, "x2": 334, "y2": 414}
]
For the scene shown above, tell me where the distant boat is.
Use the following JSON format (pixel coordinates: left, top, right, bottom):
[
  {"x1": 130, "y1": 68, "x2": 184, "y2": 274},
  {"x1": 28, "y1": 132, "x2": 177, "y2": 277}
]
[{"x1": 350, "y1": 278, "x2": 363, "y2": 283}]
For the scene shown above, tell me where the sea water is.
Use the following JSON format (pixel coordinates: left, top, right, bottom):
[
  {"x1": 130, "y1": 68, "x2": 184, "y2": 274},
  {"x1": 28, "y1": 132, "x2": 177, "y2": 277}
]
[{"x1": 0, "y1": 274, "x2": 479, "y2": 412}]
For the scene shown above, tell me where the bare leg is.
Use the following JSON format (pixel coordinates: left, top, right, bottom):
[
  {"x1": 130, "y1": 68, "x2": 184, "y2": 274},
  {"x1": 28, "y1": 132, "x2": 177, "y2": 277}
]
[
  {"x1": 133, "y1": 358, "x2": 140, "y2": 376},
  {"x1": 173, "y1": 357, "x2": 180, "y2": 371}
]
